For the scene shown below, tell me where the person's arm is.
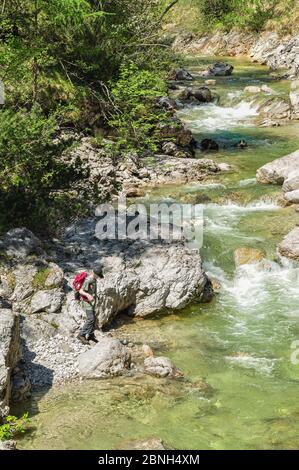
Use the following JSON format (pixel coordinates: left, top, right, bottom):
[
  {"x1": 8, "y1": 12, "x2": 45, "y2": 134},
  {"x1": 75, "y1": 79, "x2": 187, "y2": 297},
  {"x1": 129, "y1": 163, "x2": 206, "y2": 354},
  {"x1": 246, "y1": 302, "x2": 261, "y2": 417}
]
[{"x1": 79, "y1": 280, "x2": 94, "y2": 303}]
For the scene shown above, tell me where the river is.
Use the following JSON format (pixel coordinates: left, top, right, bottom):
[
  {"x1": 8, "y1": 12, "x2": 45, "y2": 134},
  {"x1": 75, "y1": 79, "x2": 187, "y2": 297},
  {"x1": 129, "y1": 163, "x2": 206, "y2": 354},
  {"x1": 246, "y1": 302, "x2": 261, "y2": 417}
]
[{"x1": 15, "y1": 56, "x2": 299, "y2": 450}]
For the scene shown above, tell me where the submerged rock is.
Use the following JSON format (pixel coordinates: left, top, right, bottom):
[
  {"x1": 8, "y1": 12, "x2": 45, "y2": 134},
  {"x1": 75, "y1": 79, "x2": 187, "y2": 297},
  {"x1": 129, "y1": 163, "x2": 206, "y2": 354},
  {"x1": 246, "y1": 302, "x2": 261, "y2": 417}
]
[
  {"x1": 234, "y1": 247, "x2": 266, "y2": 267},
  {"x1": 200, "y1": 138, "x2": 219, "y2": 151},
  {"x1": 234, "y1": 140, "x2": 248, "y2": 149},
  {"x1": 144, "y1": 356, "x2": 182, "y2": 378},
  {"x1": 116, "y1": 437, "x2": 167, "y2": 450},
  {"x1": 78, "y1": 337, "x2": 131, "y2": 379},
  {"x1": 244, "y1": 86, "x2": 262, "y2": 94}
]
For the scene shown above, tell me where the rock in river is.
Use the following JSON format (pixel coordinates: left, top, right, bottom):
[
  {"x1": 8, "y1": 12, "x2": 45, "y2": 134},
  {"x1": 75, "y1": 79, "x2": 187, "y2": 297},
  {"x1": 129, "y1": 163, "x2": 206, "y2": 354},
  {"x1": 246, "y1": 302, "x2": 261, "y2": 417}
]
[
  {"x1": 256, "y1": 149, "x2": 299, "y2": 185},
  {"x1": 234, "y1": 247, "x2": 266, "y2": 267},
  {"x1": 207, "y1": 62, "x2": 234, "y2": 77},
  {"x1": 78, "y1": 337, "x2": 131, "y2": 379},
  {"x1": 278, "y1": 226, "x2": 299, "y2": 261},
  {"x1": 144, "y1": 356, "x2": 182, "y2": 378}
]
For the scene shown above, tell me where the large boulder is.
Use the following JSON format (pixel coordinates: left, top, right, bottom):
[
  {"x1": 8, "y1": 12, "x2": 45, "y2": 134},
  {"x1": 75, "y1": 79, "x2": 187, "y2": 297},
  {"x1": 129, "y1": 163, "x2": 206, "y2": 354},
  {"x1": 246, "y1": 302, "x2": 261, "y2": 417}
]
[
  {"x1": 290, "y1": 80, "x2": 299, "y2": 118},
  {"x1": 0, "y1": 310, "x2": 20, "y2": 421},
  {"x1": 256, "y1": 149, "x2": 299, "y2": 184},
  {"x1": 78, "y1": 337, "x2": 131, "y2": 379},
  {"x1": 278, "y1": 226, "x2": 299, "y2": 261}
]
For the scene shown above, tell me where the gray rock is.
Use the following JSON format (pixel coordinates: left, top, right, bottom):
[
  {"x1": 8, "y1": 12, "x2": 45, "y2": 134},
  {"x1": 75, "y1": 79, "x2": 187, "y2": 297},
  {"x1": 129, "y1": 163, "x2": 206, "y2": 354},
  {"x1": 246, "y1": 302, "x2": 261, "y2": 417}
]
[
  {"x1": 0, "y1": 309, "x2": 20, "y2": 420},
  {"x1": 177, "y1": 86, "x2": 213, "y2": 103},
  {"x1": 0, "y1": 228, "x2": 44, "y2": 259},
  {"x1": 282, "y1": 172, "x2": 299, "y2": 192},
  {"x1": 278, "y1": 226, "x2": 299, "y2": 261},
  {"x1": 256, "y1": 149, "x2": 299, "y2": 184},
  {"x1": 11, "y1": 364, "x2": 31, "y2": 403},
  {"x1": 284, "y1": 189, "x2": 299, "y2": 204},
  {"x1": 30, "y1": 289, "x2": 64, "y2": 314},
  {"x1": 174, "y1": 68, "x2": 193, "y2": 81},
  {"x1": 78, "y1": 337, "x2": 131, "y2": 379},
  {"x1": 44, "y1": 263, "x2": 64, "y2": 288},
  {"x1": 256, "y1": 96, "x2": 292, "y2": 121},
  {"x1": 144, "y1": 356, "x2": 181, "y2": 378},
  {"x1": 207, "y1": 62, "x2": 233, "y2": 76},
  {"x1": 157, "y1": 96, "x2": 178, "y2": 110}
]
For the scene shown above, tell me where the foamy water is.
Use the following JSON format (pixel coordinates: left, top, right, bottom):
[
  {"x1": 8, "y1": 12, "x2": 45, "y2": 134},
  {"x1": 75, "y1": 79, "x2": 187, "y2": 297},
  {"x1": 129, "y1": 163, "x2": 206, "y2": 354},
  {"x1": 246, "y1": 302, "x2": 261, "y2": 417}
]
[{"x1": 178, "y1": 101, "x2": 259, "y2": 132}]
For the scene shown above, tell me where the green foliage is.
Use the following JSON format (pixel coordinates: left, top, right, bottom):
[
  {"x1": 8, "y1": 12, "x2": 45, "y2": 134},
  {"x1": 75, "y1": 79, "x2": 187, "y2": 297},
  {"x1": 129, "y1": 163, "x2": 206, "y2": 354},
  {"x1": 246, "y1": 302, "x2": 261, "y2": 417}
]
[
  {"x1": 165, "y1": 0, "x2": 297, "y2": 34},
  {"x1": 0, "y1": 413, "x2": 29, "y2": 441},
  {"x1": 0, "y1": 1, "x2": 175, "y2": 233},
  {"x1": 0, "y1": 106, "x2": 79, "y2": 231},
  {"x1": 107, "y1": 63, "x2": 169, "y2": 156}
]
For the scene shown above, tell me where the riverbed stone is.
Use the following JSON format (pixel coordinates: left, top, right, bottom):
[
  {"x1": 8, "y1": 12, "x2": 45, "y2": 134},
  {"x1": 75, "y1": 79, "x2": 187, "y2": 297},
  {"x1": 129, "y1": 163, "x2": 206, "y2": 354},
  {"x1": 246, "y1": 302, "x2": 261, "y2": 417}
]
[
  {"x1": 78, "y1": 337, "x2": 131, "y2": 379},
  {"x1": 144, "y1": 356, "x2": 182, "y2": 378},
  {"x1": 234, "y1": 247, "x2": 266, "y2": 267},
  {"x1": 116, "y1": 437, "x2": 166, "y2": 450},
  {"x1": 244, "y1": 86, "x2": 262, "y2": 94}
]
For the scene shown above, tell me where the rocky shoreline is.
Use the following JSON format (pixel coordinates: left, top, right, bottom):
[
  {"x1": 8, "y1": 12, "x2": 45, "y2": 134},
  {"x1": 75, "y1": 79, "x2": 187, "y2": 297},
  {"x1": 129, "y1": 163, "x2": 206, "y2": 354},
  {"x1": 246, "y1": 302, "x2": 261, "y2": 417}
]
[
  {"x1": 172, "y1": 31, "x2": 299, "y2": 77},
  {"x1": 0, "y1": 214, "x2": 213, "y2": 418}
]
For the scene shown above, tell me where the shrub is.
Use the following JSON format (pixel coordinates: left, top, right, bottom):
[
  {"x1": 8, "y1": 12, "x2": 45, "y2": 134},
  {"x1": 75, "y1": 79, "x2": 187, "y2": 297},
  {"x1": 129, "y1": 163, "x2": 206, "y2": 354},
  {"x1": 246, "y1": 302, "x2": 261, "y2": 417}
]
[{"x1": 0, "y1": 413, "x2": 29, "y2": 441}]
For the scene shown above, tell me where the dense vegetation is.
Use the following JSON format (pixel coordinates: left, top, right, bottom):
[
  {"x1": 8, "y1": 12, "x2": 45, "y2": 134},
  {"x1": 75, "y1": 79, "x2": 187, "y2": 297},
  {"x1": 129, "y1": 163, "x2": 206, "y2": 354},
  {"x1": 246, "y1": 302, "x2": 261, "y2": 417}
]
[
  {"x1": 164, "y1": 0, "x2": 298, "y2": 34},
  {"x1": 0, "y1": 1, "x2": 175, "y2": 233}
]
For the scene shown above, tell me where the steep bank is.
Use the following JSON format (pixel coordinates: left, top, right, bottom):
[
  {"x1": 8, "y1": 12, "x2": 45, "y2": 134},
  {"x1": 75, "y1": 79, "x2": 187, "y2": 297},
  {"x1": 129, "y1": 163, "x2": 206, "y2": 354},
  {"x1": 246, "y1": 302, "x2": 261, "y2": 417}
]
[{"x1": 173, "y1": 31, "x2": 299, "y2": 77}]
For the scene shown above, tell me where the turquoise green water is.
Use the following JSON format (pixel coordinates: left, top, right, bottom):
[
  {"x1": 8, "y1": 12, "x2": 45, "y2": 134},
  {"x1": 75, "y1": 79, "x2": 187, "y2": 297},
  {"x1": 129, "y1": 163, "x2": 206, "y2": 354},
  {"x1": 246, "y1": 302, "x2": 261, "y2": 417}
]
[{"x1": 15, "y1": 57, "x2": 299, "y2": 450}]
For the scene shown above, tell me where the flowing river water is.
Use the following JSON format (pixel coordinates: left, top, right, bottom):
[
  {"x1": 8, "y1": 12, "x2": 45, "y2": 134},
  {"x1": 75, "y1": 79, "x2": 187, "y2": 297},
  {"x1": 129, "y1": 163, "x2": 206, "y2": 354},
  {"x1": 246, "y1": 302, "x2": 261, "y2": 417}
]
[{"x1": 15, "y1": 56, "x2": 299, "y2": 450}]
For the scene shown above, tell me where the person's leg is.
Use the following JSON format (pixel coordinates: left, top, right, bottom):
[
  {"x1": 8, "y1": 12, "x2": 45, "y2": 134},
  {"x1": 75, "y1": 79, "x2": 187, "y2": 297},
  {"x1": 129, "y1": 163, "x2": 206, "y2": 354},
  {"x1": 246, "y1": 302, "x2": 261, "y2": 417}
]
[{"x1": 79, "y1": 305, "x2": 95, "y2": 339}]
